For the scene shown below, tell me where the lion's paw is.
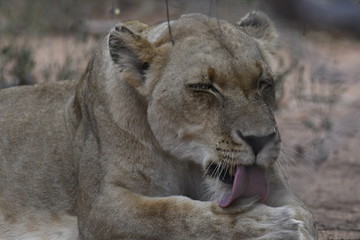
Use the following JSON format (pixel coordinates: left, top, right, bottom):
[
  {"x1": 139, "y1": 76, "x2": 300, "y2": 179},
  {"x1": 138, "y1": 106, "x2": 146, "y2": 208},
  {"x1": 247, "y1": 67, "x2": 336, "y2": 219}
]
[{"x1": 236, "y1": 205, "x2": 305, "y2": 240}]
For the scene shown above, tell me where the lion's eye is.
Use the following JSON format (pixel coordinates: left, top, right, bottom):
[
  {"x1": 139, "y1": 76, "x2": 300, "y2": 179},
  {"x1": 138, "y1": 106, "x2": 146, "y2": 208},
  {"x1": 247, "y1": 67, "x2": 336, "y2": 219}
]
[
  {"x1": 258, "y1": 79, "x2": 273, "y2": 91},
  {"x1": 187, "y1": 83, "x2": 220, "y2": 94}
]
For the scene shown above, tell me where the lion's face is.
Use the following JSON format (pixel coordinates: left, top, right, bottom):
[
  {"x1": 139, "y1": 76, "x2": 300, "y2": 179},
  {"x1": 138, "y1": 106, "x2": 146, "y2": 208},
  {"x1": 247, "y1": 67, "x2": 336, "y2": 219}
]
[{"x1": 108, "y1": 12, "x2": 280, "y2": 206}]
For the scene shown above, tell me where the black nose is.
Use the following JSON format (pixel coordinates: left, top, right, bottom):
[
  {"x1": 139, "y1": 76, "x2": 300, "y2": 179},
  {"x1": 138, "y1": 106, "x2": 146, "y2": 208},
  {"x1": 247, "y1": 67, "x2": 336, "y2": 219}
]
[{"x1": 237, "y1": 130, "x2": 276, "y2": 156}]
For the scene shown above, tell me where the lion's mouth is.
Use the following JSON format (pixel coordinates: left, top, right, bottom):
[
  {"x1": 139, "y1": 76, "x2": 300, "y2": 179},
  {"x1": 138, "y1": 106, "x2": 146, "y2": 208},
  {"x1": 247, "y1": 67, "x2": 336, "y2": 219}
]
[
  {"x1": 206, "y1": 162, "x2": 235, "y2": 185},
  {"x1": 205, "y1": 162, "x2": 269, "y2": 208}
]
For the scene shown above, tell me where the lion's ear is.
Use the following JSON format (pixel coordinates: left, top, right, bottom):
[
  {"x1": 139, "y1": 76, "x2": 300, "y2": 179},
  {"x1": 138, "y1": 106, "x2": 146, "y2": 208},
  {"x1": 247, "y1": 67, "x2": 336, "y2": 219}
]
[
  {"x1": 237, "y1": 11, "x2": 277, "y2": 52},
  {"x1": 108, "y1": 25, "x2": 156, "y2": 88}
]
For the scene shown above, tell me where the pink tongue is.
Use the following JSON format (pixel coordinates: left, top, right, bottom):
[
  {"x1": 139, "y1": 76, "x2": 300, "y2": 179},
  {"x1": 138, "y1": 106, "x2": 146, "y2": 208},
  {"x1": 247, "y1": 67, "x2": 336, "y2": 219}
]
[{"x1": 218, "y1": 165, "x2": 269, "y2": 208}]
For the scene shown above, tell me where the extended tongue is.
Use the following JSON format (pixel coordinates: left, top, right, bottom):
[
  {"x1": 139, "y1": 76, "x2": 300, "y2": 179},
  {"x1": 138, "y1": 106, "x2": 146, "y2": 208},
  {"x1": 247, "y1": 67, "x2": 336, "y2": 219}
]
[
  {"x1": 218, "y1": 165, "x2": 269, "y2": 208},
  {"x1": 218, "y1": 165, "x2": 248, "y2": 207}
]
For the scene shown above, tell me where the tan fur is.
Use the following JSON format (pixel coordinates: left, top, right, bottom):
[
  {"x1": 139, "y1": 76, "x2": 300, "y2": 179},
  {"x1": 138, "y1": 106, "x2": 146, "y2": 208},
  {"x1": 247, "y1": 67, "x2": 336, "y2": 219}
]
[{"x1": 0, "y1": 12, "x2": 317, "y2": 239}]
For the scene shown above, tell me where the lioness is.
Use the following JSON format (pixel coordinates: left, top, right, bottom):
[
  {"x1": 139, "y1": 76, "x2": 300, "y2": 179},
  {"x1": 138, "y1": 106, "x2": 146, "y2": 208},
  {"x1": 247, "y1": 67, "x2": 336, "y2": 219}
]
[{"x1": 0, "y1": 12, "x2": 316, "y2": 239}]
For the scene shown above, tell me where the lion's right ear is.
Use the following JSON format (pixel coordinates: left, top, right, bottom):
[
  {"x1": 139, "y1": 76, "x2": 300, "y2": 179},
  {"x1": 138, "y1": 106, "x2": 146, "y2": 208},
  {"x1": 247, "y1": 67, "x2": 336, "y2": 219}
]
[
  {"x1": 108, "y1": 25, "x2": 156, "y2": 88},
  {"x1": 237, "y1": 11, "x2": 277, "y2": 53}
]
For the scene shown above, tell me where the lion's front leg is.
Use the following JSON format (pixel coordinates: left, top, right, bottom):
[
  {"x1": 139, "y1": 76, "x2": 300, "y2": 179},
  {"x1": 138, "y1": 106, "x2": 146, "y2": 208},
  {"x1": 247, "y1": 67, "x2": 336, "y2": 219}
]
[{"x1": 77, "y1": 183, "x2": 307, "y2": 240}]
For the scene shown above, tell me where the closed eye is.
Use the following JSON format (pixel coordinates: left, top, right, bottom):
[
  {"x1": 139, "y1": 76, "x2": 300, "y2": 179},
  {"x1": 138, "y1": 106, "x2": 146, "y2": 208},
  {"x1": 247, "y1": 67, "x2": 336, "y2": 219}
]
[
  {"x1": 187, "y1": 83, "x2": 221, "y2": 95},
  {"x1": 258, "y1": 79, "x2": 274, "y2": 91}
]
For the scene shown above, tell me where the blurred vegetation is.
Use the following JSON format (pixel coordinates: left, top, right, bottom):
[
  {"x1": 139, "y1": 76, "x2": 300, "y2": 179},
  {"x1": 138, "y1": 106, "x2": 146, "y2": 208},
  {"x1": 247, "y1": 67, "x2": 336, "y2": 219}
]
[
  {"x1": 0, "y1": 0, "x2": 105, "y2": 35},
  {"x1": 0, "y1": 0, "x2": 108, "y2": 87},
  {"x1": 0, "y1": 0, "x2": 169, "y2": 88},
  {"x1": 0, "y1": 43, "x2": 35, "y2": 88}
]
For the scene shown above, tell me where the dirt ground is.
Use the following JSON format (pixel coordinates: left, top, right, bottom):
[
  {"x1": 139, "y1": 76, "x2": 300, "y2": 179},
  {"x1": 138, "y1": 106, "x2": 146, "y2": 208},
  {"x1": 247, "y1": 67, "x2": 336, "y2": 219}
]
[{"x1": 276, "y1": 34, "x2": 360, "y2": 239}]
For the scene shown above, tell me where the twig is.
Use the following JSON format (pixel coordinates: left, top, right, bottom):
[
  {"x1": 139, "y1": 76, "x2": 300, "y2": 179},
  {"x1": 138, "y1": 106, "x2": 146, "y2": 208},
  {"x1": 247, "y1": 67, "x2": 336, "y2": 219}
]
[{"x1": 165, "y1": 0, "x2": 175, "y2": 46}]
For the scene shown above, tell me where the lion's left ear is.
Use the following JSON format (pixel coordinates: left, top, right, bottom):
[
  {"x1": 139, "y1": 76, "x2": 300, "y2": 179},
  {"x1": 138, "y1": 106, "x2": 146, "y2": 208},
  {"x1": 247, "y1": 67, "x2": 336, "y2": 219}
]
[
  {"x1": 237, "y1": 11, "x2": 277, "y2": 52},
  {"x1": 108, "y1": 25, "x2": 156, "y2": 88}
]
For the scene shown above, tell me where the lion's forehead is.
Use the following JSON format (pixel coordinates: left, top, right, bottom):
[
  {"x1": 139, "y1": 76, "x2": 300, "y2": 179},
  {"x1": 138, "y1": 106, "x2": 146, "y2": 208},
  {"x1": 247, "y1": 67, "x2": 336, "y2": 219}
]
[
  {"x1": 173, "y1": 37, "x2": 262, "y2": 67},
  {"x1": 167, "y1": 38, "x2": 265, "y2": 90},
  {"x1": 144, "y1": 14, "x2": 258, "y2": 50},
  {"x1": 143, "y1": 15, "x2": 270, "y2": 90}
]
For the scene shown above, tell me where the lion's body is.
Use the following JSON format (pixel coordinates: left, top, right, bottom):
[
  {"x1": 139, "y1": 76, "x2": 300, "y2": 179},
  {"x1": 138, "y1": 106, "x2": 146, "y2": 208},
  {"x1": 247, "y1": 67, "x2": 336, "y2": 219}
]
[
  {"x1": 0, "y1": 12, "x2": 317, "y2": 239},
  {"x1": 0, "y1": 81, "x2": 79, "y2": 238}
]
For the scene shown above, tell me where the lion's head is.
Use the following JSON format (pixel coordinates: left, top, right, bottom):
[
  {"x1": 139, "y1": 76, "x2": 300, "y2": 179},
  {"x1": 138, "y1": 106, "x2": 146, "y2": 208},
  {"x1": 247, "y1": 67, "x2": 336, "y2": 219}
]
[{"x1": 105, "y1": 12, "x2": 279, "y2": 207}]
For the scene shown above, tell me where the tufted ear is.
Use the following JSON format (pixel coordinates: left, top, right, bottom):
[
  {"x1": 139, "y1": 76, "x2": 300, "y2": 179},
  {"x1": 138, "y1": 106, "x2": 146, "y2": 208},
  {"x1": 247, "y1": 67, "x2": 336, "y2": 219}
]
[
  {"x1": 108, "y1": 25, "x2": 156, "y2": 88},
  {"x1": 238, "y1": 11, "x2": 277, "y2": 52}
]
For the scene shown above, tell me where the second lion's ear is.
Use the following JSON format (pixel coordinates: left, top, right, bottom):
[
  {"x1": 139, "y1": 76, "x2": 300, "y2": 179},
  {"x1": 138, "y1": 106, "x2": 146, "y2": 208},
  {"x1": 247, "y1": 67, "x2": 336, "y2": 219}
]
[{"x1": 108, "y1": 25, "x2": 156, "y2": 88}]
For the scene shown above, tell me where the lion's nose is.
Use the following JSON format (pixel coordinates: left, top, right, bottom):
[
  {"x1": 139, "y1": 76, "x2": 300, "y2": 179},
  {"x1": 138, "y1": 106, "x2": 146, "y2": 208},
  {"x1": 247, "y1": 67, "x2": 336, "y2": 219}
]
[{"x1": 236, "y1": 130, "x2": 276, "y2": 156}]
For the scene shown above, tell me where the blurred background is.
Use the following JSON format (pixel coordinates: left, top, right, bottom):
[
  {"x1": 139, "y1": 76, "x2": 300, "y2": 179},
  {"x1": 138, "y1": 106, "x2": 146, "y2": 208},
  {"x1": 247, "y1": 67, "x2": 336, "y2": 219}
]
[{"x1": 0, "y1": 0, "x2": 359, "y2": 239}]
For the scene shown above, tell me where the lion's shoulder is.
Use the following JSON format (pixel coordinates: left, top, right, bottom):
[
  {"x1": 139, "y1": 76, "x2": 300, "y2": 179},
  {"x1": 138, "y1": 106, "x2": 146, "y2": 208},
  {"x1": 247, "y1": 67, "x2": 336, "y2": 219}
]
[{"x1": 0, "y1": 80, "x2": 76, "y2": 109}]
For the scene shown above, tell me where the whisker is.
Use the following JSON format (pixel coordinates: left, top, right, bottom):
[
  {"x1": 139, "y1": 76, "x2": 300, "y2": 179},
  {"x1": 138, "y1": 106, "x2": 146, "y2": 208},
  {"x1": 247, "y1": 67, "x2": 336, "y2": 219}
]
[
  {"x1": 203, "y1": 162, "x2": 213, "y2": 177},
  {"x1": 222, "y1": 163, "x2": 230, "y2": 179},
  {"x1": 277, "y1": 153, "x2": 285, "y2": 170},
  {"x1": 279, "y1": 151, "x2": 311, "y2": 175},
  {"x1": 281, "y1": 144, "x2": 305, "y2": 158},
  {"x1": 213, "y1": 162, "x2": 221, "y2": 179},
  {"x1": 280, "y1": 150, "x2": 300, "y2": 166},
  {"x1": 280, "y1": 147, "x2": 310, "y2": 171}
]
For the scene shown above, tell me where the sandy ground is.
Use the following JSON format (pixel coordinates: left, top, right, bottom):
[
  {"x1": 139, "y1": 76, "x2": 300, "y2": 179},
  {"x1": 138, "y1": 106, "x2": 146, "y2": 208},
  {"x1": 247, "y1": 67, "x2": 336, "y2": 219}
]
[{"x1": 276, "y1": 34, "x2": 360, "y2": 239}]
